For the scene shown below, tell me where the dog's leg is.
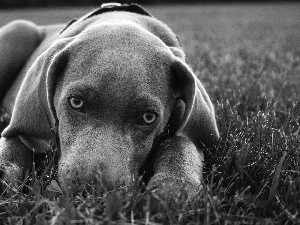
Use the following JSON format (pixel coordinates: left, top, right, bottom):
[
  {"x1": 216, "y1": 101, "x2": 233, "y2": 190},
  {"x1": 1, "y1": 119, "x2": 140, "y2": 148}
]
[
  {"x1": 0, "y1": 137, "x2": 33, "y2": 194},
  {"x1": 148, "y1": 136, "x2": 203, "y2": 198},
  {"x1": 0, "y1": 20, "x2": 42, "y2": 101}
]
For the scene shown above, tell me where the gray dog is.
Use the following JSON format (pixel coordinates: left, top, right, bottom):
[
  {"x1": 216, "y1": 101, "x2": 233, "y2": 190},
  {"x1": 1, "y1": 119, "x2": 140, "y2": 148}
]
[{"x1": 0, "y1": 3, "x2": 219, "y2": 195}]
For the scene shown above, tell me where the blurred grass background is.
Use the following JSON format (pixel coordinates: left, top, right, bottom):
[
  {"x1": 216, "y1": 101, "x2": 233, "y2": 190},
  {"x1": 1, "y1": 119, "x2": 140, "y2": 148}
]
[{"x1": 0, "y1": 2, "x2": 300, "y2": 224}]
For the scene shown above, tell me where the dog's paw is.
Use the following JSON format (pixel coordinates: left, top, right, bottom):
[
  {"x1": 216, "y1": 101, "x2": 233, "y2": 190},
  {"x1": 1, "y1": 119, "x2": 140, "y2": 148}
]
[
  {"x1": 147, "y1": 136, "x2": 203, "y2": 199},
  {"x1": 147, "y1": 173, "x2": 202, "y2": 199}
]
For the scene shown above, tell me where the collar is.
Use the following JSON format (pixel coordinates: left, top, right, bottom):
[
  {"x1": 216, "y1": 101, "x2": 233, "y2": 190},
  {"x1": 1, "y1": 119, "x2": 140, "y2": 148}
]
[
  {"x1": 61, "y1": 3, "x2": 152, "y2": 34},
  {"x1": 84, "y1": 3, "x2": 152, "y2": 20}
]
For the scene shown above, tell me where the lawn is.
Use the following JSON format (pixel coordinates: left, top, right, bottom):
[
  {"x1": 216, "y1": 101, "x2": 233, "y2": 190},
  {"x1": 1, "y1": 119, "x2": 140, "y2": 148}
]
[{"x1": 0, "y1": 3, "x2": 300, "y2": 224}]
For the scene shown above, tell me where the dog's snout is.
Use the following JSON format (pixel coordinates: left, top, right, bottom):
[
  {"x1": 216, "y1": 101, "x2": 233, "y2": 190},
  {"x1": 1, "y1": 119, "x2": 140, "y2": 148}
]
[{"x1": 57, "y1": 132, "x2": 133, "y2": 192}]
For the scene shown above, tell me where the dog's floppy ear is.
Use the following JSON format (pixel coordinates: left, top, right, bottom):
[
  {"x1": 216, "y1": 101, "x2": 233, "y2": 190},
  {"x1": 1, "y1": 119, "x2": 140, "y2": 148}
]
[
  {"x1": 2, "y1": 38, "x2": 70, "y2": 152},
  {"x1": 169, "y1": 54, "x2": 219, "y2": 149}
]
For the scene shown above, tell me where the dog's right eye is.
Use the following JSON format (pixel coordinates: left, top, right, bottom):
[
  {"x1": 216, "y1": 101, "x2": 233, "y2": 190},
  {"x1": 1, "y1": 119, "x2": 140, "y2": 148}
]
[
  {"x1": 68, "y1": 96, "x2": 85, "y2": 112},
  {"x1": 141, "y1": 111, "x2": 158, "y2": 126}
]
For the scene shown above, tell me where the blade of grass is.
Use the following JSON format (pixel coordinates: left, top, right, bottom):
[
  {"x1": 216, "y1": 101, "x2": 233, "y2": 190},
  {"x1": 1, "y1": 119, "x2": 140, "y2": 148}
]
[{"x1": 268, "y1": 153, "x2": 286, "y2": 203}]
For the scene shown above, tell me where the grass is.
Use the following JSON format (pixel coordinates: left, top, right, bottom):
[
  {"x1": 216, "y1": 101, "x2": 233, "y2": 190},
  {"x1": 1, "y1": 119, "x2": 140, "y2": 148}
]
[{"x1": 1, "y1": 3, "x2": 300, "y2": 224}]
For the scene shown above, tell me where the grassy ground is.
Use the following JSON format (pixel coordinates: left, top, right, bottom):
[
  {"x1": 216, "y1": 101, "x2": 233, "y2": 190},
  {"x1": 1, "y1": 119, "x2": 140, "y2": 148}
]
[{"x1": 1, "y1": 3, "x2": 300, "y2": 224}]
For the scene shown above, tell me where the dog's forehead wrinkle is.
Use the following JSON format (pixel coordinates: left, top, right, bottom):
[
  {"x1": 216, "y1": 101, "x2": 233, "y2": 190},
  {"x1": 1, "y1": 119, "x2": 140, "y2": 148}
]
[
  {"x1": 66, "y1": 42, "x2": 169, "y2": 82},
  {"x1": 63, "y1": 47, "x2": 172, "y2": 101}
]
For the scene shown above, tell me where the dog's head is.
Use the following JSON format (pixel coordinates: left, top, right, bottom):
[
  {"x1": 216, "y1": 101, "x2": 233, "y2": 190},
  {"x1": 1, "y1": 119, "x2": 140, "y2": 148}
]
[{"x1": 3, "y1": 16, "x2": 219, "y2": 192}]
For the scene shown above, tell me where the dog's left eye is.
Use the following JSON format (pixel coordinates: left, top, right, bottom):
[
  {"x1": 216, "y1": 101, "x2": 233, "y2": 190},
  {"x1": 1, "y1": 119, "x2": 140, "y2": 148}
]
[
  {"x1": 68, "y1": 96, "x2": 85, "y2": 112},
  {"x1": 142, "y1": 111, "x2": 158, "y2": 126}
]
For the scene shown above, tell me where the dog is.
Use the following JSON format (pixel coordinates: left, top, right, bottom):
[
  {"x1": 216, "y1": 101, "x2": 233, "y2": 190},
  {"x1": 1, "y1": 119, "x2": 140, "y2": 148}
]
[{"x1": 0, "y1": 3, "x2": 219, "y2": 196}]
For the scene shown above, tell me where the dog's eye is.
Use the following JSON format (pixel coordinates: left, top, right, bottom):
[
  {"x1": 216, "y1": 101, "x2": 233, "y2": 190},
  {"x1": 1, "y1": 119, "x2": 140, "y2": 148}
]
[
  {"x1": 142, "y1": 111, "x2": 158, "y2": 125},
  {"x1": 68, "y1": 96, "x2": 85, "y2": 112}
]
